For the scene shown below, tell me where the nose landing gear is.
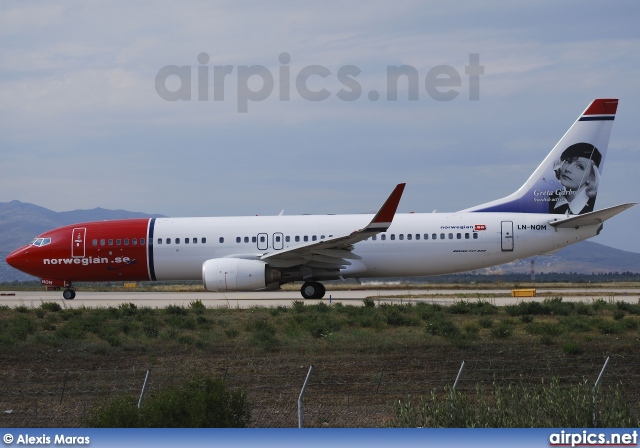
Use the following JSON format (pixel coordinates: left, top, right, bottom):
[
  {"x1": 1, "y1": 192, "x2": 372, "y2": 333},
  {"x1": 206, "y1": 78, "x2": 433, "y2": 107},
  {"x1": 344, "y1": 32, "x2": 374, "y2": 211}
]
[{"x1": 62, "y1": 288, "x2": 76, "y2": 300}]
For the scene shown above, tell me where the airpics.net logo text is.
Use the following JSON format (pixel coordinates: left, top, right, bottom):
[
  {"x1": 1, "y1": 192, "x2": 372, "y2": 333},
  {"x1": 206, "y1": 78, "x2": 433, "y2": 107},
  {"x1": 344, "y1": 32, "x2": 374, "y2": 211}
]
[{"x1": 155, "y1": 52, "x2": 484, "y2": 112}]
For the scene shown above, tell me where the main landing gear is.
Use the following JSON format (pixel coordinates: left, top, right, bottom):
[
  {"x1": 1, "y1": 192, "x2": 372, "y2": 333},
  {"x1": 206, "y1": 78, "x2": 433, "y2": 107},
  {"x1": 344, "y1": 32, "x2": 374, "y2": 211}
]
[
  {"x1": 62, "y1": 288, "x2": 76, "y2": 300},
  {"x1": 300, "y1": 281, "x2": 326, "y2": 299}
]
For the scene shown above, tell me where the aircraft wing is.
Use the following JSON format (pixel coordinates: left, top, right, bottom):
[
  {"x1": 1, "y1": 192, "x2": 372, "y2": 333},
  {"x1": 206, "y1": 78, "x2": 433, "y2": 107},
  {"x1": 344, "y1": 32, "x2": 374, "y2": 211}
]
[
  {"x1": 548, "y1": 203, "x2": 636, "y2": 229},
  {"x1": 260, "y1": 183, "x2": 405, "y2": 269}
]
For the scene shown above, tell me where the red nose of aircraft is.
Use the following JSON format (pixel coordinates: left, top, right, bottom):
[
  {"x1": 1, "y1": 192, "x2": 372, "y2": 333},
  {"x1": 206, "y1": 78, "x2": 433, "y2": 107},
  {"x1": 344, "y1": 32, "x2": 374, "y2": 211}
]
[{"x1": 6, "y1": 246, "x2": 33, "y2": 275}]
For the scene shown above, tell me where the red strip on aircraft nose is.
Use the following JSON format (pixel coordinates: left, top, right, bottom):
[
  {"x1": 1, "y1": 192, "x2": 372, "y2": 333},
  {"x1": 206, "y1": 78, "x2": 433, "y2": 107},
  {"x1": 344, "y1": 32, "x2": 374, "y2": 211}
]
[{"x1": 6, "y1": 219, "x2": 152, "y2": 282}]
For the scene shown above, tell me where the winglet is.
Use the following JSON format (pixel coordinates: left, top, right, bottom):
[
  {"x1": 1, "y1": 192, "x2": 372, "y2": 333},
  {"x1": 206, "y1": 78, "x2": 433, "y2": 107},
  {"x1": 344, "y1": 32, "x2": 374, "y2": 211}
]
[{"x1": 363, "y1": 183, "x2": 405, "y2": 231}]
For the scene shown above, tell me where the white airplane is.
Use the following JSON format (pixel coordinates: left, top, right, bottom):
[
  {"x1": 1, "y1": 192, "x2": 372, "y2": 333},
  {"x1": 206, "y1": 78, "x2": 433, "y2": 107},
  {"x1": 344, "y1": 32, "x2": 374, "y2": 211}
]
[{"x1": 6, "y1": 99, "x2": 635, "y2": 300}]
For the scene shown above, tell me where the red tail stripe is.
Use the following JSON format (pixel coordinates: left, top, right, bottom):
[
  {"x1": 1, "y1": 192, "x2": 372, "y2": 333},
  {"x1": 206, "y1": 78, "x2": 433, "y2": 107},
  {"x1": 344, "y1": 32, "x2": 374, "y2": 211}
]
[{"x1": 583, "y1": 98, "x2": 618, "y2": 116}]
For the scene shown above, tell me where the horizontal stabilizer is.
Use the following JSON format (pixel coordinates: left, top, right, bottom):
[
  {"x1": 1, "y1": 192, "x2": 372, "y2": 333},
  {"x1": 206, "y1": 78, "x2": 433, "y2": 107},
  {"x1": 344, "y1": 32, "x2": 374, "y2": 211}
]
[{"x1": 549, "y1": 203, "x2": 636, "y2": 228}]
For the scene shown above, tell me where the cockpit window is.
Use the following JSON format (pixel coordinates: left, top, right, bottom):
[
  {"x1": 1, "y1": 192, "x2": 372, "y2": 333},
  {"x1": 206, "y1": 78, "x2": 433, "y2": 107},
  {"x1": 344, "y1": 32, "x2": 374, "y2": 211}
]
[{"x1": 30, "y1": 237, "x2": 52, "y2": 247}]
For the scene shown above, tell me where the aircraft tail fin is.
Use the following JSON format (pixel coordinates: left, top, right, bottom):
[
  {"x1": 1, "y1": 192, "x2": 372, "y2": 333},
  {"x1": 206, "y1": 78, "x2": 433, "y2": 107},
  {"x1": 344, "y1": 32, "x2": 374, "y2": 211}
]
[{"x1": 462, "y1": 98, "x2": 618, "y2": 215}]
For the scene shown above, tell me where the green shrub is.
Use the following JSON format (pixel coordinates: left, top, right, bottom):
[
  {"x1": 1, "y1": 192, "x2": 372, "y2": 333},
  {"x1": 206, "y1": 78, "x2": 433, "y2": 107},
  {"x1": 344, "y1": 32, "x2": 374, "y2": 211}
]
[
  {"x1": 616, "y1": 301, "x2": 640, "y2": 315},
  {"x1": 362, "y1": 298, "x2": 376, "y2": 308},
  {"x1": 426, "y1": 315, "x2": 459, "y2": 338},
  {"x1": 0, "y1": 315, "x2": 37, "y2": 342},
  {"x1": 391, "y1": 378, "x2": 638, "y2": 427},
  {"x1": 593, "y1": 318, "x2": 622, "y2": 335},
  {"x1": 189, "y1": 300, "x2": 206, "y2": 314},
  {"x1": 526, "y1": 322, "x2": 563, "y2": 337},
  {"x1": 491, "y1": 322, "x2": 512, "y2": 339},
  {"x1": 85, "y1": 376, "x2": 250, "y2": 427},
  {"x1": 384, "y1": 307, "x2": 418, "y2": 327},
  {"x1": 118, "y1": 303, "x2": 138, "y2": 317},
  {"x1": 478, "y1": 317, "x2": 493, "y2": 329},
  {"x1": 463, "y1": 322, "x2": 480, "y2": 336},
  {"x1": 559, "y1": 316, "x2": 592, "y2": 333},
  {"x1": 165, "y1": 304, "x2": 187, "y2": 315},
  {"x1": 40, "y1": 302, "x2": 62, "y2": 312},
  {"x1": 562, "y1": 341, "x2": 582, "y2": 355},
  {"x1": 142, "y1": 316, "x2": 160, "y2": 338},
  {"x1": 613, "y1": 310, "x2": 625, "y2": 321},
  {"x1": 450, "y1": 300, "x2": 498, "y2": 316},
  {"x1": 292, "y1": 300, "x2": 306, "y2": 313},
  {"x1": 246, "y1": 318, "x2": 278, "y2": 350}
]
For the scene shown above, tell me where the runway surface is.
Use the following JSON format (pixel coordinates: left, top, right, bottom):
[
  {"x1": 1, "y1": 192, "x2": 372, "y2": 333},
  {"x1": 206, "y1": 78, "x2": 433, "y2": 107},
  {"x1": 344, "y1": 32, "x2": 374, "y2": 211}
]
[{"x1": 1, "y1": 287, "x2": 638, "y2": 309}]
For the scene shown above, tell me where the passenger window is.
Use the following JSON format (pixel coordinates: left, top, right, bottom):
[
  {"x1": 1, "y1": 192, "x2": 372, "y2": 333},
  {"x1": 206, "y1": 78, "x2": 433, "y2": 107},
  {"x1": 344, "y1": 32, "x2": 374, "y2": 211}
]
[
  {"x1": 124, "y1": 239, "x2": 129, "y2": 245},
  {"x1": 381, "y1": 234, "x2": 386, "y2": 240},
  {"x1": 304, "y1": 236, "x2": 308, "y2": 242},
  {"x1": 399, "y1": 234, "x2": 404, "y2": 240},
  {"x1": 260, "y1": 235, "x2": 266, "y2": 243},
  {"x1": 133, "y1": 238, "x2": 137, "y2": 245},
  {"x1": 415, "y1": 234, "x2": 420, "y2": 240},
  {"x1": 108, "y1": 239, "x2": 114, "y2": 246},
  {"x1": 321, "y1": 235, "x2": 325, "y2": 239},
  {"x1": 407, "y1": 234, "x2": 412, "y2": 240},
  {"x1": 473, "y1": 233, "x2": 478, "y2": 240},
  {"x1": 390, "y1": 234, "x2": 395, "y2": 240},
  {"x1": 465, "y1": 233, "x2": 470, "y2": 239},
  {"x1": 285, "y1": 236, "x2": 290, "y2": 242},
  {"x1": 236, "y1": 237, "x2": 241, "y2": 243},
  {"x1": 193, "y1": 238, "x2": 197, "y2": 244},
  {"x1": 372, "y1": 235, "x2": 377, "y2": 241},
  {"x1": 116, "y1": 239, "x2": 122, "y2": 245},
  {"x1": 424, "y1": 234, "x2": 428, "y2": 240},
  {"x1": 252, "y1": 236, "x2": 257, "y2": 243},
  {"x1": 312, "y1": 235, "x2": 317, "y2": 241},
  {"x1": 448, "y1": 233, "x2": 453, "y2": 239},
  {"x1": 202, "y1": 237, "x2": 206, "y2": 243},
  {"x1": 92, "y1": 239, "x2": 98, "y2": 246},
  {"x1": 440, "y1": 234, "x2": 445, "y2": 240},
  {"x1": 101, "y1": 239, "x2": 106, "y2": 246},
  {"x1": 176, "y1": 238, "x2": 180, "y2": 244},
  {"x1": 295, "y1": 236, "x2": 300, "y2": 242},
  {"x1": 432, "y1": 233, "x2": 437, "y2": 240},
  {"x1": 244, "y1": 237, "x2": 249, "y2": 243},
  {"x1": 157, "y1": 238, "x2": 162, "y2": 245},
  {"x1": 185, "y1": 238, "x2": 189, "y2": 244},
  {"x1": 457, "y1": 233, "x2": 461, "y2": 239},
  {"x1": 166, "y1": 238, "x2": 171, "y2": 244},
  {"x1": 219, "y1": 237, "x2": 224, "y2": 243},
  {"x1": 140, "y1": 238, "x2": 145, "y2": 245}
]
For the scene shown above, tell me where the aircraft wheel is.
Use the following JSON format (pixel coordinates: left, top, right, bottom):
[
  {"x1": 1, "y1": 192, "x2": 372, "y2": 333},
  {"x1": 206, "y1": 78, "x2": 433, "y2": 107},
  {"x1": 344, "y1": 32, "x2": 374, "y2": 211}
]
[
  {"x1": 301, "y1": 282, "x2": 325, "y2": 299},
  {"x1": 62, "y1": 289, "x2": 76, "y2": 300}
]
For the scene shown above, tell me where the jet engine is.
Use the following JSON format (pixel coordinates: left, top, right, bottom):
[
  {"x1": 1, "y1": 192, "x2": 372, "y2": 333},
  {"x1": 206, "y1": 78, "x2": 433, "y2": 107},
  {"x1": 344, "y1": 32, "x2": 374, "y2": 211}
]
[{"x1": 202, "y1": 258, "x2": 281, "y2": 291}]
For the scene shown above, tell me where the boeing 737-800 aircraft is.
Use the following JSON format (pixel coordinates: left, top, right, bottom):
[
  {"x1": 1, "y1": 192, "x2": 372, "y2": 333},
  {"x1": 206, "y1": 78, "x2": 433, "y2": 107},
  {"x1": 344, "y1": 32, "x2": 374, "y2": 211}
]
[{"x1": 6, "y1": 99, "x2": 635, "y2": 300}]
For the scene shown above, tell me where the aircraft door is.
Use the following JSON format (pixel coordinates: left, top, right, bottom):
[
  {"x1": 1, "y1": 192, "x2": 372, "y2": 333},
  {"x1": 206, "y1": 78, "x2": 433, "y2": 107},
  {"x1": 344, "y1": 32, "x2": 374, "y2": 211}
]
[
  {"x1": 72, "y1": 227, "x2": 86, "y2": 258},
  {"x1": 257, "y1": 233, "x2": 268, "y2": 251},
  {"x1": 501, "y1": 221, "x2": 514, "y2": 252},
  {"x1": 273, "y1": 232, "x2": 284, "y2": 250}
]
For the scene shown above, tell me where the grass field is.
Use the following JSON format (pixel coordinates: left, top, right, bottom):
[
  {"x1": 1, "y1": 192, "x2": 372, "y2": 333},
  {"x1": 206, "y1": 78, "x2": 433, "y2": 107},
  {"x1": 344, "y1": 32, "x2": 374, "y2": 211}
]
[{"x1": 1, "y1": 292, "x2": 639, "y2": 427}]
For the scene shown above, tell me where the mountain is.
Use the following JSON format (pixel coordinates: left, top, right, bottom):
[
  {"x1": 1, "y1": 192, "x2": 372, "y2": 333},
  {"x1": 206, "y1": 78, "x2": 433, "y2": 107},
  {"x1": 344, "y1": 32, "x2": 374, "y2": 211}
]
[
  {"x1": 0, "y1": 201, "x2": 638, "y2": 283},
  {"x1": 480, "y1": 240, "x2": 640, "y2": 275}
]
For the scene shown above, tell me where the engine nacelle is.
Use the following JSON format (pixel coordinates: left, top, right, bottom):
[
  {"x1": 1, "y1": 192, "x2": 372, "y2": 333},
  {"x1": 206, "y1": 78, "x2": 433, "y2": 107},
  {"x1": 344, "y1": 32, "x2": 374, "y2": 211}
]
[{"x1": 202, "y1": 258, "x2": 281, "y2": 292}]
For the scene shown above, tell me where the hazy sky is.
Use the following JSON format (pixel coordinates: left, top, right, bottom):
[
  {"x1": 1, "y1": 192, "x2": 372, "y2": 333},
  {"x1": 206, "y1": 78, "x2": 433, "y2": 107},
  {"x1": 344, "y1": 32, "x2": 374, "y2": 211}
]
[{"x1": 2, "y1": 1, "x2": 639, "y2": 253}]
